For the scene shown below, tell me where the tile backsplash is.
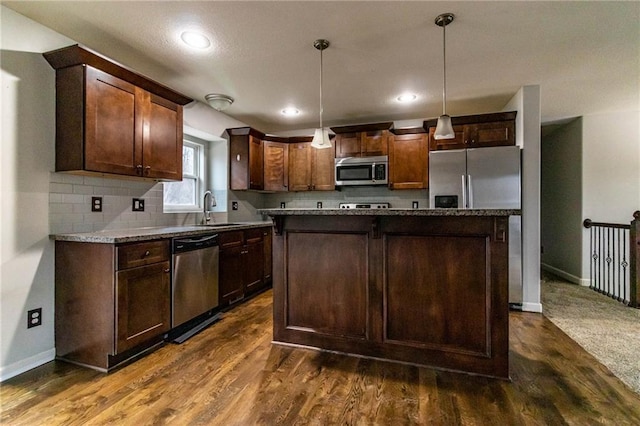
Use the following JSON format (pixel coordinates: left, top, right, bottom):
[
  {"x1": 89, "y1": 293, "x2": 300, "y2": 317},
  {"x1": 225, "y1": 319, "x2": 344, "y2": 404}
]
[{"x1": 49, "y1": 173, "x2": 179, "y2": 234}]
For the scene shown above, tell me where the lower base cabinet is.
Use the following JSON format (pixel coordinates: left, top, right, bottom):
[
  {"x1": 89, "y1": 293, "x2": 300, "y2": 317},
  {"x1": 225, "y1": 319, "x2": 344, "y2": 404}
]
[
  {"x1": 55, "y1": 240, "x2": 171, "y2": 371},
  {"x1": 219, "y1": 228, "x2": 268, "y2": 307}
]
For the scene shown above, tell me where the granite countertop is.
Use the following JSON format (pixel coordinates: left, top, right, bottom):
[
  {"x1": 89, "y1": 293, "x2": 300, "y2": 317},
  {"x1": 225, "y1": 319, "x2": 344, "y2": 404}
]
[
  {"x1": 257, "y1": 208, "x2": 521, "y2": 217},
  {"x1": 50, "y1": 222, "x2": 272, "y2": 244}
]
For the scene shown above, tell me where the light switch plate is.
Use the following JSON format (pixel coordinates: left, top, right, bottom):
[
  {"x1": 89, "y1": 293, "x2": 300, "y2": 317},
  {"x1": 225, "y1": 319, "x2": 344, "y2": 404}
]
[{"x1": 132, "y1": 198, "x2": 145, "y2": 212}]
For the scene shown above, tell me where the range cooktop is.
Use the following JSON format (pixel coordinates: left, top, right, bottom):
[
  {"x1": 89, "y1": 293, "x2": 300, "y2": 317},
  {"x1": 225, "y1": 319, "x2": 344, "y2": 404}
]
[{"x1": 338, "y1": 202, "x2": 390, "y2": 209}]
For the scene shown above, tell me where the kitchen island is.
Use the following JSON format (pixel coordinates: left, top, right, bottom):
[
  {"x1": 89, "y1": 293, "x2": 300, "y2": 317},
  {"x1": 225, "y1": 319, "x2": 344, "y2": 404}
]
[{"x1": 258, "y1": 208, "x2": 520, "y2": 379}]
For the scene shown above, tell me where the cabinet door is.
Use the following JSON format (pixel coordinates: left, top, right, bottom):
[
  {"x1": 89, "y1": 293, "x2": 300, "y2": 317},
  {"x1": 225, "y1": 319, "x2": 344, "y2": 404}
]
[
  {"x1": 219, "y1": 245, "x2": 245, "y2": 304},
  {"x1": 115, "y1": 261, "x2": 170, "y2": 353},
  {"x1": 335, "y1": 133, "x2": 361, "y2": 158},
  {"x1": 288, "y1": 142, "x2": 313, "y2": 191},
  {"x1": 428, "y1": 126, "x2": 466, "y2": 151},
  {"x1": 361, "y1": 130, "x2": 388, "y2": 156},
  {"x1": 263, "y1": 141, "x2": 289, "y2": 191},
  {"x1": 388, "y1": 133, "x2": 428, "y2": 189},
  {"x1": 85, "y1": 66, "x2": 141, "y2": 176},
  {"x1": 143, "y1": 94, "x2": 183, "y2": 180},
  {"x1": 249, "y1": 135, "x2": 264, "y2": 190},
  {"x1": 244, "y1": 241, "x2": 265, "y2": 294},
  {"x1": 312, "y1": 143, "x2": 336, "y2": 191},
  {"x1": 468, "y1": 122, "x2": 515, "y2": 148}
]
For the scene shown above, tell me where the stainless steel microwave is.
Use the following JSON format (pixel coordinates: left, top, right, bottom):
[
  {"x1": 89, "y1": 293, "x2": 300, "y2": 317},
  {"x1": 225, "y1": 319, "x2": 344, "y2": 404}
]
[{"x1": 335, "y1": 156, "x2": 388, "y2": 186}]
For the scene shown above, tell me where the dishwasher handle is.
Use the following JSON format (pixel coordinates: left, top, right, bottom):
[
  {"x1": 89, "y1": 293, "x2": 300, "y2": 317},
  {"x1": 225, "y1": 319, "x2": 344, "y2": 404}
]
[{"x1": 172, "y1": 234, "x2": 218, "y2": 253}]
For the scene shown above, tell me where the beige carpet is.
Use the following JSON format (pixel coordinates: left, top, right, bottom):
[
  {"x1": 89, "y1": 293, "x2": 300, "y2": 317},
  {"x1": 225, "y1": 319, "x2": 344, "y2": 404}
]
[{"x1": 541, "y1": 272, "x2": 640, "y2": 395}]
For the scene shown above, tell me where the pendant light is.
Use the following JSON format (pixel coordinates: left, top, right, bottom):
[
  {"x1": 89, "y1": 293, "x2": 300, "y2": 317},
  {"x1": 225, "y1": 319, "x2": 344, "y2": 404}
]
[
  {"x1": 311, "y1": 39, "x2": 332, "y2": 149},
  {"x1": 434, "y1": 13, "x2": 455, "y2": 140}
]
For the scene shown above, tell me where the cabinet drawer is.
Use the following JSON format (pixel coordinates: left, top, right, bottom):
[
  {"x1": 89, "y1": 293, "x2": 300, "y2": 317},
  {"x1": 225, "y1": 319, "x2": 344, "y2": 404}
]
[
  {"x1": 219, "y1": 231, "x2": 244, "y2": 249},
  {"x1": 117, "y1": 240, "x2": 169, "y2": 270},
  {"x1": 244, "y1": 228, "x2": 265, "y2": 244}
]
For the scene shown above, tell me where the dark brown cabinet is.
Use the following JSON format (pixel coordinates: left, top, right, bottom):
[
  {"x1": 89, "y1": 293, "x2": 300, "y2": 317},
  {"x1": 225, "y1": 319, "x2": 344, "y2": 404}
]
[
  {"x1": 44, "y1": 45, "x2": 189, "y2": 181},
  {"x1": 263, "y1": 140, "x2": 289, "y2": 192},
  {"x1": 228, "y1": 128, "x2": 264, "y2": 190},
  {"x1": 218, "y1": 228, "x2": 268, "y2": 306},
  {"x1": 55, "y1": 239, "x2": 171, "y2": 371},
  {"x1": 331, "y1": 122, "x2": 392, "y2": 158},
  {"x1": 288, "y1": 141, "x2": 336, "y2": 191},
  {"x1": 388, "y1": 131, "x2": 428, "y2": 189},
  {"x1": 425, "y1": 112, "x2": 516, "y2": 151}
]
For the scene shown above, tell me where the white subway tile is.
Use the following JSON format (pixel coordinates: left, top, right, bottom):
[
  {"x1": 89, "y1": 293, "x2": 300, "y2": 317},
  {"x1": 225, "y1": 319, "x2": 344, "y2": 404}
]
[
  {"x1": 72, "y1": 223, "x2": 94, "y2": 233},
  {"x1": 62, "y1": 194, "x2": 85, "y2": 204},
  {"x1": 50, "y1": 203, "x2": 73, "y2": 214},
  {"x1": 62, "y1": 174, "x2": 85, "y2": 185},
  {"x1": 73, "y1": 184, "x2": 94, "y2": 195},
  {"x1": 50, "y1": 183, "x2": 73, "y2": 194},
  {"x1": 49, "y1": 193, "x2": 63, "y2": 203},
  {"x1": 83, "y1": 213, "x2": 104, "y2": 223}
]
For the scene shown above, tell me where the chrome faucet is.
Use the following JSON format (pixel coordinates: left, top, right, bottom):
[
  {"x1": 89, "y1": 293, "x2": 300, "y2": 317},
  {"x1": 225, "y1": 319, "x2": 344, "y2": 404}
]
[{"x1": 202, "y1": 190, "x2": 216, "y2": 224}]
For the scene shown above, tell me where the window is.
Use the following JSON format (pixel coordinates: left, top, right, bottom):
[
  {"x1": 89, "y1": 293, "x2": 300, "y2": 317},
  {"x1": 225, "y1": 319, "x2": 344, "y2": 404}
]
[{"x1": 163, "y1": 140, "x2": 205, "y2": 212}]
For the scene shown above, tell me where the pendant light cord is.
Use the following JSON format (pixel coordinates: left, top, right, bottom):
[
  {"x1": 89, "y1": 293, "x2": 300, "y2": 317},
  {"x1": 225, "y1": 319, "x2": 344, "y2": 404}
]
[
  {"x1": 442, "y1": 21, "x2": 447, "y2": 116},
  {"x1": 319, "y1": 46, "x2": 324, "y2": 130}
]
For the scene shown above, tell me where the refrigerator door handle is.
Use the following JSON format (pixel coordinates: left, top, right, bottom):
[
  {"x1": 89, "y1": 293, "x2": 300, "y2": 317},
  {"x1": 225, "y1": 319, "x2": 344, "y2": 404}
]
[
  {"x1": 461, "y1": 174, "x2": 467, "y2": 208},
  {"x1": 468, "y1": 174, "x2": 473, "y2": 208}
]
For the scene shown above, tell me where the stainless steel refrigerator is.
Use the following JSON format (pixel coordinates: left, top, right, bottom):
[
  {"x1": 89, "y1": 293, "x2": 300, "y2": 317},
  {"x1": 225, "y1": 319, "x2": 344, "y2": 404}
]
[{"x1": 429, "y1": 146, "x2": 522, "y2": 306}]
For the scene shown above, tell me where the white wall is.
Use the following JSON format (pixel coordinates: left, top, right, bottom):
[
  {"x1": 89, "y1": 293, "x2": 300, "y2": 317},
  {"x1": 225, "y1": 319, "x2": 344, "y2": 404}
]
[
  {"x1": 504, "y1": 85, "x2": 542, "y2": 313},
  {"x1": 540, "y1": 118, "x2": 584, "y2": 283},
  {"x1": 581, "y1": 110, "x2": 640, "y2": 279},
  {"x1": 0, "y1": 6, "x2": 74, "y2": 381}
]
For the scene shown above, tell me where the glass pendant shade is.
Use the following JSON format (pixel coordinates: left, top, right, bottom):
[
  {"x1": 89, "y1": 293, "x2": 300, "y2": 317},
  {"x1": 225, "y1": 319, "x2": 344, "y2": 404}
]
[
  {"x1": 311, "y1": 128, "x2": 332, "y2": 149},
  {"x1": 434, "y1": 114, "x2": 455, "y2": 140}
]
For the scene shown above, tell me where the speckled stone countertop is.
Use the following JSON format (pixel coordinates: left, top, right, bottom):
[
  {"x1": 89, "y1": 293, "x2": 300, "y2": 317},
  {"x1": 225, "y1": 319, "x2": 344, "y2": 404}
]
[
  {"x1": 257, "y1": 208, "x2": 521, "y2": 217},
  {"x1": 50, "y1": 222, "x2": 272, "y2": 244}
]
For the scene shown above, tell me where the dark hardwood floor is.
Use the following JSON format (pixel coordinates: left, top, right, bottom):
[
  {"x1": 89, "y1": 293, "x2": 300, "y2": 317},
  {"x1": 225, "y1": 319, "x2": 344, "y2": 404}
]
[{"x1": 2, "y1": 289, "x2": 640, "y2": 425}]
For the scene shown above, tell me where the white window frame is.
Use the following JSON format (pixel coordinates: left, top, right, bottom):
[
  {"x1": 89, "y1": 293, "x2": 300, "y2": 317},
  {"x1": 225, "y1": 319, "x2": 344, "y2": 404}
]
[{"x1": 163, "y1": 139, "x2": 205, "y2": 213}]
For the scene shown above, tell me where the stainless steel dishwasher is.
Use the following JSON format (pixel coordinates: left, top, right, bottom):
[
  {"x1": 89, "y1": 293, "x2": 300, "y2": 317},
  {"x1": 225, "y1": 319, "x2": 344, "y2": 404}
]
[{"x1": 171, "y1": 233, "x2": 220, "y2": 341}]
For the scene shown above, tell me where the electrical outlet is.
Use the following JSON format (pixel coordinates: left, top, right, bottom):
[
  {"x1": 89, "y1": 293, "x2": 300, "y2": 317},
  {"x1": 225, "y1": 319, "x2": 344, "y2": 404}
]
[
  {"x1": 317, "y1": 202, "x2": 323, "y2": 209},
  {"x1": 232, "y1": 201, "x2": 239, "y2": 211},
  {"x1": 132, "y1": 198, "x2": 145, "y2": 212},
  {"x1": 91, "y1": 196, "x2": 103, "y2": 212},
  {"x1": 27, "y1": 308, "x2": 42, "y2": 328},
  {"x1": 412, "y1": 201, "x2": 419, "y2": 209}
]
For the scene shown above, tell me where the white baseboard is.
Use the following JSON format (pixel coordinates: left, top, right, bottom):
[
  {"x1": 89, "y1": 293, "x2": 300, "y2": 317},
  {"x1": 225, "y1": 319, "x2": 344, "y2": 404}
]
[
  {"x1": 541, "y1": 263, "x2": 588, "y2": 286},
  {"x1": 0, "y1": 348, "x2": 55, "y2": 382},
  {"x1": 521, "y1": 302, "x2": 543, "y2": 313}
]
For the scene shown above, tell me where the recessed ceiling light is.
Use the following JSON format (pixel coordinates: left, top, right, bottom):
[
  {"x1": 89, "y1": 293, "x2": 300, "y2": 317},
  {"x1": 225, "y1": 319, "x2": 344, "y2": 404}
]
[
  {"x1": 396, "y1": 93, "x2": 417, "y2": 103},
  {"x1": 281, "y1": 107, "x2": 300, "y2": 116},
  {"x1": 180, "y1": 31, "x2": 211, "y2": 49}
]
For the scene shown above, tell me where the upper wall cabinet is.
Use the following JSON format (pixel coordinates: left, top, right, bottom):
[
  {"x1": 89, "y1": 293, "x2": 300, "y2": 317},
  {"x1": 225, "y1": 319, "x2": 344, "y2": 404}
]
[
  {"x1": 44, "y1": 45, "x2": 192, "y2": 181},
  {"x1": 330, "y1": 122, "x2": 393, "y2": 158},
  {"x1": 425, "y1": 112, "x2": 517, "y2": 151},
  {"x1": 263, "y1": 137, "x2": 289, "y2": 192},
  {"x1": 388, "y1": 129, "x2": 428, "y2": 190},
  {"x1": 228, "y1": 127, "x2": 265, "y2": 191},
  {"x1": 288, "y1": 139, "x2": 336, "y2": 192}
]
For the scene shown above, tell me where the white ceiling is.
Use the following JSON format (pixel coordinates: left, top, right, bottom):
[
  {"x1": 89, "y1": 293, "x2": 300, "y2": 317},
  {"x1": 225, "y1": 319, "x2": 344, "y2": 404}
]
[{"x1": 4, "y1": 1, "x2": 639, "y2": 134}]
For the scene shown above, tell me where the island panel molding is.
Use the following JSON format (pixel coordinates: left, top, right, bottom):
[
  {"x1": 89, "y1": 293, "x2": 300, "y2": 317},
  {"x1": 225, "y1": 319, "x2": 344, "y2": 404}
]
[{"x1": 264, "y1": 209, "x2": 512, "y2": 379}]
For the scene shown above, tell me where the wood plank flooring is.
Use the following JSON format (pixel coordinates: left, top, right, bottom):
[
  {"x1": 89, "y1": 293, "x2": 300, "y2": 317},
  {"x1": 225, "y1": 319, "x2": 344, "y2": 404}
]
[{"x1": 2, "y1": 289, "x2": 640, "y2": 425}]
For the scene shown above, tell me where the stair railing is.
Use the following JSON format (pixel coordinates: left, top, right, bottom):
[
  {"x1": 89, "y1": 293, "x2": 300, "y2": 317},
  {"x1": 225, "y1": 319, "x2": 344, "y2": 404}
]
[{"x1": 583, "y1": 211, "x2": 639, "y2": 308}]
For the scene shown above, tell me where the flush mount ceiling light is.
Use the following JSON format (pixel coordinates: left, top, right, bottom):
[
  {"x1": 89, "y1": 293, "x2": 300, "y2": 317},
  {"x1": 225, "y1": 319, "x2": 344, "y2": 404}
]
[
  {"x1": 434, "y1": 13, "x2": 455, "y2": 140},
  {"x1": 281, "y1": 107, "x2": 300, "y2": 116},
  {"x1": 311, "y1": 39, "x2": 332, "y2": 150},
  {"x1": 205, "y1": 93, "x2": 234, "y2": 111},
  {"x1": 397, "y1": 93, "x2": 417, "y2": 103},
  {"x1": 180, "y1": 31, "x2": 211, "y2": 49}
]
